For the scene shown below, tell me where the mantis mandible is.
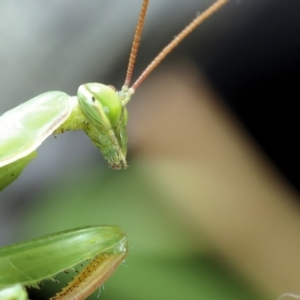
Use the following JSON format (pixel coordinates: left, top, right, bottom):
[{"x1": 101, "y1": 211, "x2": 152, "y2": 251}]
[{"x1": 0, "y1": 0, "x2": 228, "y2": 299}]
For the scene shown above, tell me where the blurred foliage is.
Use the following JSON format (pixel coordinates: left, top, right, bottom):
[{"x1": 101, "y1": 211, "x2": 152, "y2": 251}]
[{"x1": 18, "y1": 162, "x2": 265, "y2": 300}]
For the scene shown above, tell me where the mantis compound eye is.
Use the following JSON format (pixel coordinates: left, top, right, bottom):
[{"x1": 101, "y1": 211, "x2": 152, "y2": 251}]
[{"x1": 77, "y1": 83, "x2": 124, "y2": 129}]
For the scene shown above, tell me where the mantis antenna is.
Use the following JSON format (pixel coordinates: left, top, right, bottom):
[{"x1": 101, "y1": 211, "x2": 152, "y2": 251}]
[
  {"x1": 123, "y1": 0, "x2": 149, "y2": 88},
  {"x1": 122, "y1": 0, "x2": 228, "y2": 100}
]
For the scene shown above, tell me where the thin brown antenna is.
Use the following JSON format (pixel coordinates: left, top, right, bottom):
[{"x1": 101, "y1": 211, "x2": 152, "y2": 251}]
[
  {"x1": 131, "y1": 0, "x2": 228, "y2": 91},
  {"x1": 123, "y1": 0, "x2": 149, "y2": 88}
]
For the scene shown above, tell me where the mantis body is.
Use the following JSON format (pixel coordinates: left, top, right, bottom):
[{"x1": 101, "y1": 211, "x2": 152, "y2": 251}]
[{"x1": 0, "y1": 0, "x2": 228, "y2": 299}]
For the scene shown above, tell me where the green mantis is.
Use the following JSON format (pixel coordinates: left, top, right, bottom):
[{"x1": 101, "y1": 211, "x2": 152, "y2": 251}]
[
  {"x1": 0, "y1": 0, "x2": 228, "y2": 299},
  {"x1": 0, "y1": 0, "x2": 228, "y2": 191}
]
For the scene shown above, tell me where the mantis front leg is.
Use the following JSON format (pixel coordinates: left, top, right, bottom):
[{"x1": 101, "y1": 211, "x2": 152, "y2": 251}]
[{"x1": 0, "y1": 226, "x2": 128, "y2": 300}]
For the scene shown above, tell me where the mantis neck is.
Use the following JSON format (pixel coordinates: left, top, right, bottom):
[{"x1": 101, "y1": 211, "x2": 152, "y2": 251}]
[{"x1": 54, "y1": 96, "x2": 88, "y2": 134}]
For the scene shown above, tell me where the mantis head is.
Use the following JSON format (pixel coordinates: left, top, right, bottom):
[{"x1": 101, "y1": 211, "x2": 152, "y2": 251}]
[
  {"x1": 77, "y1": 0, "x2": 227, "y2": 170},
  {"x1": 78, "y1": 83, "x2": 131, "y2": 170}
]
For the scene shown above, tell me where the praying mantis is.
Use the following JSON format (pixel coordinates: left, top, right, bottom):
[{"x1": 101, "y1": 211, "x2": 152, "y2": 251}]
[{"x1": 0, "y1": 0, "x2": 228, "y2": 299}]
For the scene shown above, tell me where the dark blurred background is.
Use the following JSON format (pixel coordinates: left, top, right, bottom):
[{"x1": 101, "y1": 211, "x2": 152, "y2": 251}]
[{"x1": 1, "y1": 0, "x2": 300, "y2": 299}]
